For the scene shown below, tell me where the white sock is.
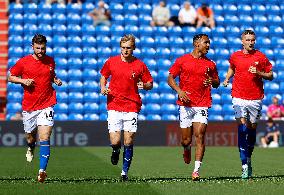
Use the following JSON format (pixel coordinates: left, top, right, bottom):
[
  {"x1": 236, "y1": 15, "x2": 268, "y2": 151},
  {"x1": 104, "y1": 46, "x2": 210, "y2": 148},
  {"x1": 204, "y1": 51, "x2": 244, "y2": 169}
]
[
  {"x1": 193, "y1": 161, "x2": 202, "y2": 172},
  {"x1": 121, "y1": 170, "x2": 127, "y2": 176},
  {"x1": 242, "y1": 164, "x2": 248, "y2": 170}
]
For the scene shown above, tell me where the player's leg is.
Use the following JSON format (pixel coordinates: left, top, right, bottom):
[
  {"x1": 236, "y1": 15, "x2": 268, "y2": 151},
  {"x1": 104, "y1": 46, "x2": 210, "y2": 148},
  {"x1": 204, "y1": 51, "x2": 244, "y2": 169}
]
[
  {"x1": 36, "y1": 107, "x2": 54, "y2": 183},
  {"x1": 108, "y1": 110, "x2": 123, "y2": 165},
  {"x1": 246, "y1": 100, "x2": 262, "y2": 177},
  {"x1": 120, "y1": 112, "x2": 138, "y2": 181},
  {"x1": 233, "y1": 98, "x2": 250, "y2": 179},
  {"x1": 191, "y1": 108, "x2": 208, "y2": 181},
  {"x1": 179, "y1": 106, "x2": 193, "y2": 164},
  {"x1": 22, "y1": 110, "x2": 38, "y2": 162}
]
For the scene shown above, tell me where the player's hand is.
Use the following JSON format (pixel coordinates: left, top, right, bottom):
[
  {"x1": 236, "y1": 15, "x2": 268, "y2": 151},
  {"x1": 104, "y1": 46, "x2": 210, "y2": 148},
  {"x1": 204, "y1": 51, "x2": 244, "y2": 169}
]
[
  {"x1": 54, "y1": 78, "x2": 62, "y2": 86},
  {"x1": 178, "y1": 90, "x2": 190, "y2": 103},
  {"x1": 204, "y1": 68, "x2": 212, "y2": 87},
  {"x1": 23, "y1": 79, "x2": 34, "y2": 87},
  {"x1": 101, "y1": 88, "x2": 110, "y2": 96},
  {"x1": 137, "y1": 81, "x2": 143, "y2": 89},
  {"x1": 223, "y1": 79, "x2": 229, "y2": 87}
]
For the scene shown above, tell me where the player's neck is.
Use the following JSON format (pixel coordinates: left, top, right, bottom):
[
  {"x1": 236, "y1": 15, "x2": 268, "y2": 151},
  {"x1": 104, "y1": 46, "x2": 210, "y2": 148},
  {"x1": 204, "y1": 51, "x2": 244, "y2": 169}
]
[
  {"x1": 32, "y1": 54, "x2": 45, "y2": 61},
  {"x1": 121, "y1": 55, "x2": 134, "y2": 62},
  {"x1": 191, "y1": 50, "x2": 204, "y2": 59},
  {"x1": 242, "y1": 49, "x2": 255, "y2": 54}
]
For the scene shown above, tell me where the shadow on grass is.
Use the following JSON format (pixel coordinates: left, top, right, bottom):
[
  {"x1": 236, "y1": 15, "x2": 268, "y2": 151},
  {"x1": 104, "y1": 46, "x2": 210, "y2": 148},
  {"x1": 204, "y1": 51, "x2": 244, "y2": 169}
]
[{"x1": 1, "y1": 175, "x2": 284, "y2": 183}]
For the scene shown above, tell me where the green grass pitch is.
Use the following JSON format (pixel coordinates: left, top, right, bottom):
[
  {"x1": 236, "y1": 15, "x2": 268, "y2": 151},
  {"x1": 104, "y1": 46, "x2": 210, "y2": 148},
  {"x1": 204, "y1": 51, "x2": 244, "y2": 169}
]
[{"x1": 0, "y1": 147, "x2": 283, "y2": 195}]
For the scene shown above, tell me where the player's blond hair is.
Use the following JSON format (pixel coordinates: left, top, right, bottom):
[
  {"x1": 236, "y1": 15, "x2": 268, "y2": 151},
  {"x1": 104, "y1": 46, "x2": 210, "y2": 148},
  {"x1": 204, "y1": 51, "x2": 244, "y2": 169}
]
[{"x1": 120, "y1": 34, "x2": 136, "y2": 48}]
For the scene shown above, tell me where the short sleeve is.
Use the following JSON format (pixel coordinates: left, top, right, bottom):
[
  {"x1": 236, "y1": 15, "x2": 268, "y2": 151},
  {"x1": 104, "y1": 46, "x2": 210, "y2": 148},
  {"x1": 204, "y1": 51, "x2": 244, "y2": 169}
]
[
  {"x1": 100, "y1": 58, "x2": 111, "y2": 79},
  {"x1": 141, "y1": 63, "x2": 153, "y2": 83},
  {"x1": 9, "y1": 58, "x2": 24, "y2": 77},
  {"x1": 169, "y1": 58, "x2": 182, "y2": 78},
  {"x1": 229, "y1": 54, "x2": 235, "y2": 70}
]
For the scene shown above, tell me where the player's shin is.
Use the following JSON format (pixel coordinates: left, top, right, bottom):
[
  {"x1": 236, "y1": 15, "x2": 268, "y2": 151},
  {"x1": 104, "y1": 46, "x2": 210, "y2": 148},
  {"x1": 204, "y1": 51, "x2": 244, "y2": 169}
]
[
  {"x1": 238, "y1": 124, "x2": 248, "y2": 165},
  {"x1": 122, "y1": 145, "x2": 133, "y2": 174},
  {"x1": 247, "y1": 128, "x2": 256, "y2": 158},
  {"x1": 39, "y1": 140, "x2": 50, "y2": 171}
]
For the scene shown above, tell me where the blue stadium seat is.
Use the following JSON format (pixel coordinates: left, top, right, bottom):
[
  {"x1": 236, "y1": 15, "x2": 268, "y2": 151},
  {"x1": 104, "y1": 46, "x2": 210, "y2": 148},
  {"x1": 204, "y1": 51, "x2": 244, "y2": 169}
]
[
  {"x1": 8, "y1": 47, "x2": 23, "y2": 58},
  {"x1": 67, "y1": 24, "x2": 81, "y2": 36},
  {"x1": 146, "y1": 114, "x2": 161, "y2": 120},
  {"x1": 138, "y1": 114, "x2": 146, "y2": 121},
  {"x1": 161, "y1": 114, "x2": 177, "y2": 120},
  {"x1": 275, "y1": 60, "x2": 284, "y2": 70},
  {"x1": 82, "y1": 2, "x2": 95, "y2": 13},
  {"x1": 9, "y1": 24, "x2": 24, "y2": 35},
  {"x1": 209, "y1": 104, "x2": 222, "y2": 115},
  {"x1": 53, "y1": 24, "x2": 67, "y2": 36},
  {"x1": 160, "y1": 93, "x2": 176, "y2": 104},
  {"x1": 8, "y1": 35, "x2": 23, "y2": 47},
  {"x1": 264, "y1": 82, "x2": 279, "y2": 94},
  {"x1": 7, "y1": 92, "x2": 22, "y2": 103},
  {"x1": 124, "y1": 25, "x2": 139, "y2": 37},
  {"x1": 274, "y1": 48, "x2": 284, "y2": 60},
  {"x1": 54, "y1": 113, "x2": 68, "y2": 121},
  {"x1": 155, "y1": 36, "x2": 169, "y2": 48},
  {"x1": 52, "y1": 35, "x2": 67, "y2": 47},
  {"x1": 68, "y1": 113, "x2": 84, "y2": 120},
  {"x1": 84, "y1": 114, "x2": 99, "y2": 120},
  {"x1": 262, "y1": 49, "x2": 274, "y2": 60},
  {"x1": 37, "y1": 13, "x2": 52, "y2": 25},
  {"x1": 214, "y1": 48, "x2": 230, "y2": 60},
  {"x1": 99, "y1": 113, "x2": 107, "y2": 121},
  {"x1": 7, "y1": 57, "x2": 18, "y2": 68},
  {"x1": 160, "y1": 104, "x2": 177, "y2": 115},
  {"x1": 145, "y1": 93, "x2": 160, "y2": 104},
  {"x1": 99, "y1": 103, "x2": 107, "y2": 113},
  {"x1": 109, "y1": 3, "x2": 123, "y2": 15},
  {"x1": 53, "y1": 81, "x2": 68, "y2": 92},
  {"x1": 141, "y1": 47, "x2": 156, "y2": 58},
  {"x1": 267, "y1": 15, "x2": 282, "y2": 26},
  {"x1": 23, "y1": 24, "x2": 37, "y2": 36},
  {"x1": 68, "y1": 58, "x2": 83, "y2": 69},
  {"x1": 83, "y1": 81, "x2": 100, "y2": 93},
  {"x1": 168, "y1": 26, "x2": 182, "y2": 37},
  {"x1": 156, "y1": 47, "x2": 170, "y2": 59},
  {"x1": 253, "y1": 15, "x2": 267, "y2": 27},
  {"x1": 111, "y1": 14, "x2": 124, "y2": 25},
  {"x1": 9, "y1": 13, "x2": 23, "y2": 25},
  {"x1": 237, "y1": 4, "x2": 251, "y2": 15},
  {"x1": 223, "y1": 115, "x2": 235, "y2": 121},
  {"x1": 96, "y1": 35, "x2": 111, "y2": 47},
  {"x1": 82, "y1": 69, "x2": 99, "y2": 81},
  {"x1": 223, "y1": 4, "x2": 237, "y2": 15},
  {"x1": 83, "y1": 92, "x2": 99, "y2": 103},
  {"x1": 67, "y1": 35, "x2": 82, "y2": 47},
  {"x1": 269, "y1": 26, "x2": 283, "y2": 37},
  {"x1": 56, "y1": 92, "x2": 68, "y2": 103},
  {"x1": 84, "y1": 103, "x2": 99, "y2": 114},
  {"x1": 112, "y1": 47, "x2": 121, "y2": 56},
  {"x1": 222, "y1": 104, "x2": 235, "y2": 116},
  {"x1": 67, "y1": 47, "x2": 82, "y2": 58},
  {"x1": 67, "y1": 13, "x2": 81, "y2": 25},
  {"x1": 81, "y1": 24, "x2": 95, "y2": 36},
  {"x1": 124, "y1": 14, "x2": 138, "y2": 26},
  {"x1": 140, "y1": 36, "x2": 155, "y2": 48},
  {"x1": 211, "y1": 4, "x2": 223, "y2": 16},
  {"x1": 52, "y1": 3, "x2": 66, "y2": 14},
  {"x1": 7, "y1": 83, "x2": 22, "y2": 93},
  {"x1": 54, "y1": 103, "x2": 68, "y2": 114},
  {"x1": 23, "y1": 46, "x2": 33, "y2": 56},
  {"x1": 145, "y1": 103, "x2": 160, "y2": 115},
  {"x1": 215, "y1": 15, "x2": 224, "y2": 26},
  {"x1": 212, "y1": 37, "x2": 227, "y2": 48},
  {"x1": 37, "y1": 24, "x2": 52, "y2": 36},
  {"x1": 154, "y1": 26, "x2": 168, "y2": 37},
  {"x1": 169, "y1": 36, "x2": 184, "y2": 48},
  {"x1": 139, "y1": 25, "x2": 153, "y2": 36},
  {"x1": 97, "y1": 47, "x2": 111, "y2": 58},
  {"x1": 256, "y1": 37, "x2": 271, "y2": 49},
  {"x1": 52, "y1": 13, "x2": 66, "y2": 25},
  {"x1": 254, "y1": 25, "x2": 269, "y2": 37},
  {"x1": 55, "y1": 57, "x2": 68, "y2": 69},
  {"x1": 251, "y1": 4, "x2": 266, "y2": 15},
  {"x1": 68, "y1": 81, "x2": 83, "y2": 92},
  {"x1": 110, "y1": 25, "x2": 124, "y2": 36},
  {"x1": 97, "y1": 58, "x2": 107, "y2": 69},
  {"x1": 66, "y1": 3, "x2": 82, "y2": 14},
  {"x1": 9, "y1": 2, "x2": 23, "y2": 14},
  {"x1": 144, "y1": 58, "x2": 156, "y2": 70},
  {"x1": 157, "y1": 59, "x2": 171, "y2": 70},
  {"x1": 157, "y1": 70, "x2": 169, "y2": 82},
  {"x1": 56, "y1": 69, "x2": 68, "y2": 82},
  {"x1": 82, "y1": 47, "x2": 97, "y2": 58},
  {"x1": 221, "y1": 94, "x2": 232, "y2": 104},
  {"x1": 138, "y1": 14, "x2": 152, "y2": 26},
  {"x1": 212, "y1": 93, "x2": 221, "y2": 104},
  {"x1": 224, "y1": 15, "x2": 239, "y2": 27},
  {"x1": 169, "y1": 3, "x2": 180, "y2": 16},
  {"x1": 81, "y1": 13, "x2": 93, "y2": 25},
  {"x1": 137, "y1": 3, "x2": 152, "y2": 15},
  {"x1": 23, "y1": 3, "x2": 37, "y2": 14},
  {"x1": 68, "y1": 103, "x2": 84, "y2": 114},
  {"x1": 266, "y1": 4, "x2": 280, "y2": 16},
  {"x1": 159, "y1": 81, "x2": 173, "y2": 93},
  {"x1": 82, "y1": 36, "x2": 96, "y2": 47},
  {"x1": 239, "y1": 15, "x2": 253, "y2": 27},
  {"x1": 68, "y1": 92, "x2": 83, "y2": 103},
  {"x1": 68, "y1": 69, "x2": 82, "y2": 81},
  {"x1": 124, "y1": 3, "x2": 137, "y2": 15},
  {"x1": 6, "y1": 103, "x2": 22, "y2": 114},
  {"x1": 208, "y1": 115, "x2": 223, "y2": 121},
  {"x1": 271, "y1": 37, "x2": 284, "y2": 49}
]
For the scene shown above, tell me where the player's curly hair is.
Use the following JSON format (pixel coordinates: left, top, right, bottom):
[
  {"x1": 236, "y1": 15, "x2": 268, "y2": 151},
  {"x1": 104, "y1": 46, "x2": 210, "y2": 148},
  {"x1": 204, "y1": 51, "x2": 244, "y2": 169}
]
[
  {"x1": 32, "y1": 34, "x2": 47, "y2": 45},
  {"x1": 120, "y1": 34, "x2": 136, "y2": 48}
]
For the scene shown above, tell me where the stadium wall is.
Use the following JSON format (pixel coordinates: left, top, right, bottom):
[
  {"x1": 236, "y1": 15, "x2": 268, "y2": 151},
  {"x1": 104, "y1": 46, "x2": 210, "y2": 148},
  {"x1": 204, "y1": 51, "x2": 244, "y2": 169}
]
[{"x1": 0, "y1": 121, "x2": 283, "y2": 147}]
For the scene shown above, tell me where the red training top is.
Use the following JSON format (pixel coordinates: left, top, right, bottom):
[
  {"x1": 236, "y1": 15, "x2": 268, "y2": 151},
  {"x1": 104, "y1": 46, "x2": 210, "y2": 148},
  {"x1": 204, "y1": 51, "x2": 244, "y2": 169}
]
[
  {"x1": 169, "y1": 54, "x2": 219, "y2": 107},
  {"x1": 9, "y1": 55, "x2": 57, "y2": 111},
  {"x1": 100, "y1": 55, "x2": 153, "y2": 112},
  {"x1": 229, "y1": 50, "x2": 272, "y2": 100}
]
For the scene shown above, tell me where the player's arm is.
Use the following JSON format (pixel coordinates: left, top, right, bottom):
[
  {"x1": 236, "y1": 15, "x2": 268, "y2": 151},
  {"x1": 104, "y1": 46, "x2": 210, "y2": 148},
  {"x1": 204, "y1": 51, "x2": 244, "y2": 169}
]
[
  {"x1": 138, "y1": 81, "x2": 153, "y2": 90},
  {"x1": 248, "y1": 67, "x2": 273, "y2": 81},
  {"x1": 223, "y1": 67, "x2": 235, "y2": 87},
  {"x1": 7, "y1": 72, "x2": 34, "y2": 87},
  {"x1": 100, "y1": 75, "x2": 110, "y2": 96},
  {"x1": 167, "y1": 73, "x2": 190, "y2": 102}
]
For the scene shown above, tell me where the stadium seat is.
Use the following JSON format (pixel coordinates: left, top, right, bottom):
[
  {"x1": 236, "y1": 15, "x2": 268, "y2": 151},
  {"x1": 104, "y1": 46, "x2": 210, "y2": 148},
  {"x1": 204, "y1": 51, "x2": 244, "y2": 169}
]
[
  {"x1": 222, "y1": 104, "x2": 235, "y2": 116},
  {"x1": 145, "y1": 93, "x2": 160, "y2": 104},
  {"x1": 145, "y1": 103, "x2": 160, "y2": 115},
  {"x1": 54, "y1": 103, "x2": 68, "y2": 114},
  {"x1": 269, "y1": 26, "x2": 284, "y2": 37},
  {"x1": 53, "y1": 24, "x2": 67, "y2": 36},
  {"x1": 267, "y1": 15, "x2": 282, "y2": 26},
  {"x1": 68, "y1": 102, "x2": 84, "y2": 114},
  {"x1": 99, "y1": 113, "x2": 107, "y2": 120},
  {"x1": 155, "y1": 36, "x2": 169, "y2": 48},
  {"x1": 84, "y1": 113, "x2": 99, "y2": 120},
  {"x1": 68, "y1": 113, "x2": 84, "y2": 121},
  {"x1": 156, "y1": 47, "x2": 170, "y2": 59},
  {"x1": 124, "y1": 25, "x2": 139, "y2": 37},
  {"x1": 251, "y1": 4, "x2": 266, "y2": 15},
  {"x1": 55, "y1": 57, "x2": 68, "y2": 69},
  {"x1": 68, "y1": 69, "x2": 82, "y2": 81},
  {"x1": 168, "y1": 26, "x2": 182, "y2": 37},
  {"x1": 169, "y1": 36, "x2": 184, "y2": 48},
  {"x1": 111, "y1": 14, "x2": 124, "y2": 26},
  {"x1": 124, "y1": 3, "x2": 137, "y2": 15},
  {"x1": 141, "y1": 47, "x2": 156, "y2": 58},
  {"x1": 67, "y1": 24, "x2": 81, "y2": 36},
  {"x1": 109, "y1": 3, "x2": 123, "y2": 15},
  {"x1": 224, "y1": 15, "x2": 239, "y2": 27},
  {"x1": 161, "y1": 114, "x2": 177, "y2": 120},
  {"x1": 84, "y1": 103, "x2": 99, "y2": 114},
  {"x1": 223, "y1": 115, "x2": 235, "y2": 121},
  {"x1": 67, "y1": 47, "x2": 82, "y2": 58},
  {"x1": 99, "y1": 103, "x2": 107, "y2": 113},
  {"x1": 9, "y1": 13, "x2": 23, "y2": 25},
  {"x1": 66, "y1": 3, "x2": 82, "y2": 14},
  {"x1": 124, "y1": 14, "x2": 138, "y2": 26},
  {"x1": 81, "y1": 24, "x2": 96, "y2": 36},
  {"x1": 215, "y1": 15, "x2": 224, "y2": 26},
  {"x1": 7, "y1": 82, "x2": 22, "y2": 93},
  {"x1": 82, "y1": 69, "x2": 99, "y2": 81},
  {"x1": 83, "y1": 81, "x2": 100, "y2": 93},
  {"x1": 9, "y1": 24, "x2": 23, "y2": 36},
  {"x1": 68, "y1": 92, "x2": 84, "y2": 103},
  {"x1": 82, "y1": 47, "x2": 97, "y2": 58},
  {"x1": 223, "y1": 4, "x2": 237, "y2": 16},
  {"x1": 6, "y1": 103, "x2": 22, "y2": 114},
  {"x1": 214, "y1": 48, "x2": 230, "y2": 60},
  {"x1": 54, "y1": 113, "x2": 68, "y2": 121},
  {"x1": 7, "y1": 92, "x2": 22, "y2": 103},
  {"x1": 154, "y1": 26, "x2": 168, "y2": 37},
  {"x1": 138, "y1": 14, "x2": 152, "y2": 26},
  {"x1": 159, "y1": 81, "x2": 173, "y2": 93},
  {"x1": 68, "y1": 81, "x2": 83, "y2": 92},
  {"x1": 52, "y1": 13, "x2": 66, "y2": 25},
  {"x1": 237, "y1": 4, "x2": 251, "y2": 15},
  {"x1": 23, "y1": 24, "x2": 37, "y2": 36},
  {"x1": 211, "y1": 4, "x2": 223, "y2": 16},
  {"x1": 212, "y1": 93, "x2": 221, "y2": 104},
  {"x1": 23, "y1": 3, "x2": 37, "y2": 14},
  {"x1": 96, "y1": 35, "x2": 111, "y2": 47},
  {"x1": 37, "y1": 24, "x2": 52, "y2": 37},
  {"x1": 266, "y1": 4, "x2": 280, "y2": 16},
  {"x1": 9, "y1": 2, "x2": 23, "y2": 14},
  {"x1": 97, "y1": 47, "x2": 111, "y2": 58},
  {"x1": 83, "y1": 92, "x2": 99, "y2": 103},
  {"x1": 139, "y1": 25, "x2": 153, "y2": 36},
  {"x1": 264, "y1": 82, "x2": 279, "y2": 94},
  {"x1": 160, "y1": 93, "x2": 176, "y2": 104},
  {"x1": 110, "y1": 25, "x2": 124, "y2": 36},
  {"x1": 160, "y1": 104, "x2": 177, "y2": 115},
  {"x1": 56, "y1": 92, "x2": 68, "y2": 103},
  {"x1": 208, "y1": 115, "x2": 223, "y2": 121},
  {"x1": 221, "y1": 94, "x2": 232, "y2": 104},
  {"x1": 8, "y1": 46, "x2": 23, "y2": 58},
  {"x1": 146, "y1": 114, "x2": 161, "y2": 120},
  {"x1": 8, "y1": 35, "x2": 23, "y2": 47},
  {"x1": 82, "y1": 36, "x2": 96, "y2": 47},
  {"x1": 52, "y1": 3, "x2": 66, "y2": 14},
  {"x1": 137, "y1": 3, "x2": 152, "y2": 15},
  {"x1": 144, "y1": 58, "x2": 156, "y2": 71},
  {"x1": 157, "y1": 59, "x2": 171, "y2": 70},
  {"x1": 56, "y1": 69, "x2": 68, "y2": 82}
]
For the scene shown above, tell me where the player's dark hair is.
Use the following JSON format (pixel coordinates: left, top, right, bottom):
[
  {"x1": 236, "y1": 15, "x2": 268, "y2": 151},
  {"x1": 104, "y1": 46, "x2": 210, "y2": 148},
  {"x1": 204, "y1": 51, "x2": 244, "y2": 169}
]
[
  {"x1": 241, "y1": 30, "x2": 255, "y2": 38},
  {"x1": 120, "y1": 34, "x2": 136, "y2": 48},
  {"x1": 32, "y1": 34, "x2": 47, "y2": 45},
  {"x1": 193, "y1": 34, "x2": 208, "y2": 43}
]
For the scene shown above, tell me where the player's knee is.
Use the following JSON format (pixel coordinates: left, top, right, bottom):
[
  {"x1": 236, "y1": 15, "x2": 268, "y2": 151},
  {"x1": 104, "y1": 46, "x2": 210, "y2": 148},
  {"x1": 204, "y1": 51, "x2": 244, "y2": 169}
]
[{"x1": 181, "y1": 138, "x2": 191, "y2": 146}]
